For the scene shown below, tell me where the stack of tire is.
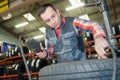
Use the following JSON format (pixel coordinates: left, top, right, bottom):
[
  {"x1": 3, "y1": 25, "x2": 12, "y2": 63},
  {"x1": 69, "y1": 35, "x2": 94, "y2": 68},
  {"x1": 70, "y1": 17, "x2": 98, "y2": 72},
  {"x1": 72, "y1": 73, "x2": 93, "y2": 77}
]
[
  {"x1": 6, "y1": 65, "x2": 16, "y2": 74},
  {"x1": 5, "y1": 46, "x2": 29, "y2": 75},
  {"x1": 5, "y1": 46, "x2": 29, "y2": 58},
  {"x1": 27, "y1": 58, "x2": 48, "y2": 72},
  {"x1": 6, "y1": 58, "x2": 48, "y2": 75},
  {"x1": 0, "y1": 53, "x2": 5, "y2": 60},
  {"x1": 0, "y1": 54, "x2": 6, "y2": 76},
  {"x1": 0, "y1": 66, "x2": 5, "y2": 76},
  {"x1": 6, "y1": 62, "x2": 26, "y2": 75}
]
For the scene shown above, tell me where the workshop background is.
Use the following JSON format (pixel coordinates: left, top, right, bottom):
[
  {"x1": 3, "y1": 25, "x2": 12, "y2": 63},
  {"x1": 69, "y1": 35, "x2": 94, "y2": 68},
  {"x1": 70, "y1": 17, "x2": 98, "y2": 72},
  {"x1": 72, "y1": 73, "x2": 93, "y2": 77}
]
[
  {"x1": 0, "y1": 0, "x2": 120, "y2": 43},
  {"x1": 0, "y1": 0, "x2": 120, "y2": 80}
]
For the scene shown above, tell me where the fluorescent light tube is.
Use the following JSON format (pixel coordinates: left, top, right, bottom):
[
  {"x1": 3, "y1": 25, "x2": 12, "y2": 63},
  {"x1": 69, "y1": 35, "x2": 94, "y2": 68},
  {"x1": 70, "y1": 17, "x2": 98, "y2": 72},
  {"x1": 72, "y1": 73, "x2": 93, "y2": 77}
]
[
  {"x1": 39, "y1": 27, "x2": 46, "y2": 33},
  {"x1": 2, "y1": 13, "x2": 12, "y2": 20},
  {"x1": 69, "y1": 0, "x2": 81, "y2": 6},
  {"x1": 65, "y1": 3, "x2": 84, "y2": 11},
  {"x1": 79, "y1": 14, "x2": 90, "y2": 20},
  {"x1": 15, "y1": 22, "x2": 28, "y2": 28},
  {"x1": 33, "y1": 35, "x2": 44, "y2": 39},
  {"x1": 23, "y1": 13, "x2": 36, "y2": 21}
]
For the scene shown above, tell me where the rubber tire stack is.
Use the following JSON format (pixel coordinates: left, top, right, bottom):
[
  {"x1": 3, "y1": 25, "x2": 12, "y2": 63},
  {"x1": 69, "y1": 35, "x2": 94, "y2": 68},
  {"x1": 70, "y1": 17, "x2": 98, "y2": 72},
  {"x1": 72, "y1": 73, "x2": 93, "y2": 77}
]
[{"x1": 39, "y1": 58, "x2": 120, "y2": 80}]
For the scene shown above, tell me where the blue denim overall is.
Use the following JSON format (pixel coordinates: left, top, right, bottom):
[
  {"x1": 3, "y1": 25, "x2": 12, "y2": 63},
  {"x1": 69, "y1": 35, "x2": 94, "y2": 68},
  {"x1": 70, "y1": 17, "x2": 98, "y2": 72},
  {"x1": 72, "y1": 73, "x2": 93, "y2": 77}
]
[{"x1": 46, "y1": 17, "x2": 86, "y2": 63}]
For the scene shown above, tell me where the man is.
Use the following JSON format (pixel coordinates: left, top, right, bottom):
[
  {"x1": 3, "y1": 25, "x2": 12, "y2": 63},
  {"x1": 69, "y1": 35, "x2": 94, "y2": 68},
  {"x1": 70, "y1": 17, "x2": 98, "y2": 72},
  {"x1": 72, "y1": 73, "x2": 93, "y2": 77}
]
[{"x1": 36, "y1": 3, "x2": 109, "y2": 63}]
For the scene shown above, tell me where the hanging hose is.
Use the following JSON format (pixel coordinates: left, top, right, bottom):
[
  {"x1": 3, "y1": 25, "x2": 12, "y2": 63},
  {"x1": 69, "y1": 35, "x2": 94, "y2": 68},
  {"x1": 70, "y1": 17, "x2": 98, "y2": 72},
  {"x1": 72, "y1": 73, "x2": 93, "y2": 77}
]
[
  {"x1": 105, "y1": 46, "x2": 117, "y2": 80},
  {"x1": 19, "y1": 35, "x2": 32, "y2": 80}
]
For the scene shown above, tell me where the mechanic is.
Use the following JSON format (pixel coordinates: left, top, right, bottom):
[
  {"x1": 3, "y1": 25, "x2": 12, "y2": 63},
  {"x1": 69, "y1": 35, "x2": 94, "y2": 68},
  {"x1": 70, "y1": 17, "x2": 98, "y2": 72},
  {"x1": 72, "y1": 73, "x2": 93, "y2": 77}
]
[{"x1": 36, "y1": 3, "x2": 109, "y2": 63}]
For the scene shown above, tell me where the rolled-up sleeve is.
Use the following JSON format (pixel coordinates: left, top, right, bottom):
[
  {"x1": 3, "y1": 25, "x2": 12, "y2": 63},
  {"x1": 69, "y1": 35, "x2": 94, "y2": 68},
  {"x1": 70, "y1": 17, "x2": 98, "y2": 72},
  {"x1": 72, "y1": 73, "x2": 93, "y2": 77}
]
[{"x1": 73, "y1": 18, "x2": 106, "y2": 39}]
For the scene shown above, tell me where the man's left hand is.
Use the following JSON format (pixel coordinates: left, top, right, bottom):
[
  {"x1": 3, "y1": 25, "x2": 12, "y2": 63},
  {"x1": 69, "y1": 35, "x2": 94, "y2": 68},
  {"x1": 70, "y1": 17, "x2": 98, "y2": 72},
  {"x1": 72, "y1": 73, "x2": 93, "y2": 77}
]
[{"x1": 94, "y1": 37, "x2": 109, "y2": 59}]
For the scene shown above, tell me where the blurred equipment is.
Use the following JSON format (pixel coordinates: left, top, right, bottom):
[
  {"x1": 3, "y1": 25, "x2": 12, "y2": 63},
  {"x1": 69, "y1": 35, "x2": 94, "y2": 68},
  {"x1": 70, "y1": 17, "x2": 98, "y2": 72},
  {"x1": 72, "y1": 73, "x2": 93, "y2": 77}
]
[
  {"x1": 2, "y1": 13, "x2": 12, "y2": 20},
  {"x1": 26, "y1": 38, "x2": 42, "y2": 53}
]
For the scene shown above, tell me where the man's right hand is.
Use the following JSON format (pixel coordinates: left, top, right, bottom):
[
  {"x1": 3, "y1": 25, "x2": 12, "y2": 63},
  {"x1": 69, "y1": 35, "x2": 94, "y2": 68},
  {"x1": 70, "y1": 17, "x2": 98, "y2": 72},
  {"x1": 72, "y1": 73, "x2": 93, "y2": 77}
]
[{"x1": 36, "y1": 46, "x2": 47, "y2": 59}]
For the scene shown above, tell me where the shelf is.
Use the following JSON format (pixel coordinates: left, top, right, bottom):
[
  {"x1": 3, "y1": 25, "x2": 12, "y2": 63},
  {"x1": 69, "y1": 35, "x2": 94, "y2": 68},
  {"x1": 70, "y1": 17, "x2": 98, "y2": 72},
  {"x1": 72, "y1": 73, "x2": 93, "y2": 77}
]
[
  {"x1": 6, "y1": 72, "x2": 39, "y2": 78},
  {"x1": 5, "y1": 54, "x2": 29, "y2": 60},
  {"x1": 0, "y1": 59, "x2": 5, "y2": 65},
  {"x1": 5, "y1": 52, "x2": 36, "y2": 60},
  {"x1": 84, "y1": 35, "x2": 120, "y2": 45},
  {"x1": 0, "y1": 72, "x2": 39, "y2": 79},
  {"x1": 0, "y1": 52, "x2": 39, "y2": 79},
  {"x1": 0, "y1": 75, "x2": 5, "y2": 79}
]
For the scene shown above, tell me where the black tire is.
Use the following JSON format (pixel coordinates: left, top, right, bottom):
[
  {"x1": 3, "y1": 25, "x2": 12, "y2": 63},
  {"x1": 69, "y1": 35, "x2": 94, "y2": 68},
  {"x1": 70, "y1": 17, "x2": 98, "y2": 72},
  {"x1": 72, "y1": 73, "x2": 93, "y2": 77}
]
[{"x1": 39, "y1": 58, "x2": 120, "y2": 80}]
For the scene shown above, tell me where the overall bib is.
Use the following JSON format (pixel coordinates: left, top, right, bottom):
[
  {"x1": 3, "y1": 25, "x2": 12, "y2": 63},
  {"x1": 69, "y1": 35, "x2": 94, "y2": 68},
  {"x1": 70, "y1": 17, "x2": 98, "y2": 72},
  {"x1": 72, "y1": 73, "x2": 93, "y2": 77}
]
[{"x1": 46, "y1": 17, "x2": 86, "y2": 63}]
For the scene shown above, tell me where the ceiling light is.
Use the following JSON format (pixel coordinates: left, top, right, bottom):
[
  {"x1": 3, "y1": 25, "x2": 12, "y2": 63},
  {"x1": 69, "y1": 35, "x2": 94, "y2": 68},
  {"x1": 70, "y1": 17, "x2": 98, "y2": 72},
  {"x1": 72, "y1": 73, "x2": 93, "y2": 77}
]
[
  {"x1": 23, "y1": 13, "x2": 36, "y2": 21},
  {"x1": 2, "y1": 13, "x2": 12, "y2": 20},
  {"x1": 69, "y1": 0, "x2": 81, "y2": 6},
  {"x1": 65, "y1": 3, "x2": 84, "y2": 11},
  {"x1": 66, "y1": 0, "x2": 84, "y2": 11},
  {"x1": 15, "y1": 22, "x2": 28, "y2": 28},
  {"x1": 79, "y1": 14, "x2": 90, "y2": 20},
  {"x1": 33, "y1": 35, "x2": 44, "y2": 39},
  {"x1": 39, "y1": 27, "x2": 46, "y2": 33}
]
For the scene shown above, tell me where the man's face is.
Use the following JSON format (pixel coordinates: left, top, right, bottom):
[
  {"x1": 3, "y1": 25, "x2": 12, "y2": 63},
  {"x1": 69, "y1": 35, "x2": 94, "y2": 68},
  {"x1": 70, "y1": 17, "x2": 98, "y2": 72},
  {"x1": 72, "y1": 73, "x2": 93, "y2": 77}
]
[{"x1": 40, "y1": 7, "x2": 61, "y2": 29}]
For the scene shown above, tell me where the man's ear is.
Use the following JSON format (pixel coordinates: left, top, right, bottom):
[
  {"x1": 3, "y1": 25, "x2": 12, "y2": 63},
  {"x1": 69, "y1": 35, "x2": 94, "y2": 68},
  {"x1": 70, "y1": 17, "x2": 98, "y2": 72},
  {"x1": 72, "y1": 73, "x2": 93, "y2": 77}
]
[{"x1": 56, "y1": 9, "x2": 60, "y2": 16}]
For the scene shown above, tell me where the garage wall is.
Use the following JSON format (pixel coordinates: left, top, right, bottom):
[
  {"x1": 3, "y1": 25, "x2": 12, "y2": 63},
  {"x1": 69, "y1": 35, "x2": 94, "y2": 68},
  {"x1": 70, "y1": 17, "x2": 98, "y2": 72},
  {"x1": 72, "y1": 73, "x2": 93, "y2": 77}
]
[{"x1": 0, "y1": 27, "x2": 18, "y2": 44}]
